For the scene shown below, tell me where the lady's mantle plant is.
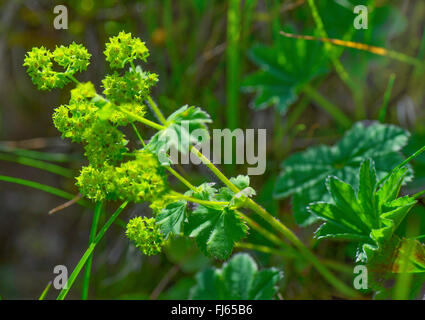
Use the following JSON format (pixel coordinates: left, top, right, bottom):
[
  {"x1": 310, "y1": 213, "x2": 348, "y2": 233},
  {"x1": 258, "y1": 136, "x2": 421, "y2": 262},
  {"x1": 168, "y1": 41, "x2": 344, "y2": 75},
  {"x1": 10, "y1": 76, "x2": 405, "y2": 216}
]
[
  {"x1": 23, "y1": 32, "x2": 251, "y2": 260},
  {"x1": 25, "y1": 31, "x2": 424, "y2": 299}
]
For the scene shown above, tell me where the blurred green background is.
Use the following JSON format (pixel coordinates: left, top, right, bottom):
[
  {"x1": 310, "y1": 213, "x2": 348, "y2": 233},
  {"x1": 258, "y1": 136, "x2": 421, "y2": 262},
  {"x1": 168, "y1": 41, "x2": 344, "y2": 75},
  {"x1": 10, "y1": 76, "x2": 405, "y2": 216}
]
[{"x1": 1, "y1": 0, "x2": 425, "y2": 299}]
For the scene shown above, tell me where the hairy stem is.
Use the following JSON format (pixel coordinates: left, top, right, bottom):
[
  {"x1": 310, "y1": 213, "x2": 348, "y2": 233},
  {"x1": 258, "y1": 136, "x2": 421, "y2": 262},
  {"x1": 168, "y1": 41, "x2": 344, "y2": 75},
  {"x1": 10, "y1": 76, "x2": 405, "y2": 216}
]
[
  {"x1": 169, "y1": 191, "x2": 228, "y2": 207},
  {"x1": 146, "y1": 96, "x2": 167, "y2": 124},
  {"x1": 244, "y1": 199, "x2": 358, "y2": 297},
  {"x1": 167, "y1": 167, "x2": 198, "y2": 192},
  {"x1": 130, "y1": 99, "x2": 358, "y2": 297},
  {"x1": 62, "y1": 76, "x2": 357, "y2": 297}
]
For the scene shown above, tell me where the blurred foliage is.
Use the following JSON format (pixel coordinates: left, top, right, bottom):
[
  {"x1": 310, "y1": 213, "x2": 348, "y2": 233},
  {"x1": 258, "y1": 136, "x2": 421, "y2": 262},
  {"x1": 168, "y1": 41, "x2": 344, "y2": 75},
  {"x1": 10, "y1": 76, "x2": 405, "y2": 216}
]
[{"x1": 1, "y1": 0, "x2": 425, "y2": 299}]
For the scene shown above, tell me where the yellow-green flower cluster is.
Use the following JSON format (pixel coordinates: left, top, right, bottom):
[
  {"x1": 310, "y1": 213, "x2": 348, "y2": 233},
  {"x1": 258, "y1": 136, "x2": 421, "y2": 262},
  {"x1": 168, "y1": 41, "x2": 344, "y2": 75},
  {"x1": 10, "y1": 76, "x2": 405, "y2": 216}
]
[
  {"x1": 53, "y1": 42, "x2": 91, "y2": 72},
  {"x1": 23, "y1": 43, "x2": 90, "y2": 91},
  {"x1": 52, "y1": 82, "x2": 130, "y2": 166},
  {"x1": 23, "y1": 47, "x2": 67, "y2": 90},
  {"x1": 76, "y1": 150, "x2": 168, "y2": 203},
  {"x1": 126, "y1": 216, "x2": 165, "y2": 256},
  {"x1": 102, "y1": 68, "x2": 158, "y2": 104},
  {"x1": 25, "y1": 35, "x2": 171, "y2": 250},
  {"x1": 104, "y1": 31, "x2": 149, "y2": 69}
]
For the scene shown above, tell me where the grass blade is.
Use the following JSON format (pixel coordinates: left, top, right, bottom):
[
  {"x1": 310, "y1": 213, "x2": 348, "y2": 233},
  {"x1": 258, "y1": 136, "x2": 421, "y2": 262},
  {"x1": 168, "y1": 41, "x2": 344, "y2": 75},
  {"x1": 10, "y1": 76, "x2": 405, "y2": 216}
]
[
  {"x1": 280, "y1": 31, "x2": 424, "y2": 68},
  {"x1": 0, "y1": 175, "x2": 90, "y2": 208},
  {"x1": 38, "y1": 282, "x2": 51, "y2": 300},
  {"x1": 378, "y1": 74, "x2": 396, "y2": 123},
  {"x1": 0, "y1": 152, "x2": 74, "y2": 178},
  {"x1": 226, "y1": 0, "x2": 241, "y2": 130},
  {"x1": 57, "y1": 202, "x2": 128, "y2": 300},
  {"x1": 81, "y1": 202, "x2": 103, "y2": 300}
]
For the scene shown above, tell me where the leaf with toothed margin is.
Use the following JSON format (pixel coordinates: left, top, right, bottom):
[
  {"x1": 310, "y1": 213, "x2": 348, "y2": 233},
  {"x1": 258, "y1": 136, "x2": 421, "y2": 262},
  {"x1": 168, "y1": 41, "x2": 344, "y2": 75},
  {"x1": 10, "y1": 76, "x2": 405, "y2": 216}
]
[
  {"x1": 309, "y1": 159, "x2": 420, "y2": 275},
  {"x1": 146, "y1": 105, "x2": 212, "y2": 164},
  {"x1": 156, "y1": 200, "x2": 188, "y2": 238},
  {"x1": 190, "y1": 253, "x2": 283, "y2": 299},
  {"x1": 274, "y1": 122, "x2": 411, "y2": 226},
  {"x1": 242, "y1": 26, "x2": 328, "y2": 114},
  {"x1": 184, "y1": 205, "x2": 248, "y2": 260}
]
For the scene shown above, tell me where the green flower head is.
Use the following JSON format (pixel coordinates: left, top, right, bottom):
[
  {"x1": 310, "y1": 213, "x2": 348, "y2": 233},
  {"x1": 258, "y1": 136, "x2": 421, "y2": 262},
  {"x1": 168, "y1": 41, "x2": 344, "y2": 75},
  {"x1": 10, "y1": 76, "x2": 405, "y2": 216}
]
[
  {"x1": 126, "y1": 216, "x2": 165, "y2": 255},
  {"x1": 102, "y1": 67, "x2": 158, "y2": 104},
  {"x1": 23, "y1": 46, "x2": 68, "y2": 90},
  {"x1": 104, "y1": 31, "x2": 149, "y2": 69},
  {"x1": 53, "y1": 42, "x2": 91, "y2": 73}
]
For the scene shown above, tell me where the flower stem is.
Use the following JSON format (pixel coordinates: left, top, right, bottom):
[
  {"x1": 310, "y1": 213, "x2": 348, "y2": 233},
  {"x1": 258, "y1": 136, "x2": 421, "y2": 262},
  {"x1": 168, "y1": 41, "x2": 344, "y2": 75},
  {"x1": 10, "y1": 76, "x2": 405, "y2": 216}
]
[
  {"x1": 118, "y1": 107, "x2": 165, "y2": 131},
  {"x1": 130, "y1": 122, "x2": 196, "y2": 193},
  {"x1": 235, "y1": 242, "x2": 296, "y2": 259},
  {"x1": 245, "y1": 199, "x2": 358, "y2": 298},
  {"x1": 167, "y1": 167, "x2": 197, "y2": 192},
  {"x1": 169, "y1": 191, "x2": 228, "y2": 207},
  {"x1": 190, "y1": 146, "x2": 239, "y2": 193},
  {"x1": 146, "y1": 96, "x2": 167, "y2": 124},
  {"x1": 136, "y1": 100, "x2": 358, "y2": 298}
]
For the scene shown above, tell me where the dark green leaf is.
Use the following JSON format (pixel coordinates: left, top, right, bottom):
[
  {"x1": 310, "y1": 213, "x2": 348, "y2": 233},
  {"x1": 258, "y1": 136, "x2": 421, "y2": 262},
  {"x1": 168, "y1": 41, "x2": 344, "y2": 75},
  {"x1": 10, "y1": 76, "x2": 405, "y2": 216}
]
[
  {"x1": 190, "y1": 253, "x2": 282, "y2": 299},
  {"x1": 147, "y1": 105, "x2": 212, "y2": 163},
  {"x1": 309, "y1": 160, "x2": 418, "y2": 273},
  {"x1": 184, "y1": 206, "x2": 248, "y2": 260},
  {"x1": 242, "y1": 27, "x2": 328, "y2": 114},
  {"x1": 156, "y1": 200, "x2": 187, "y2": 238},
  {"x1": 274, "y1": 122, "x2": 410, "y2": 225}
]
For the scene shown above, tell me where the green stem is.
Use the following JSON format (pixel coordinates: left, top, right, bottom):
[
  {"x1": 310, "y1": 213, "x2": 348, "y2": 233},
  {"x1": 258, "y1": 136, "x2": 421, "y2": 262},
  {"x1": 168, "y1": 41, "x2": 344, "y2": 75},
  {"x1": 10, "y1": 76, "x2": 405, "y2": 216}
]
[
  {"x1": 413, "y1": 188, "x2": 425, "y2": 200},
  {"x1": 302, "y1": 84, "x2": 351, "y2": 129},
  {"x1": 122, "y1": 95, "x2": 358, "y2": 297},
  {"x1": 81, "y1": 202, "x2": 103, "y2": 300},
  {"x1": 236, "y1": 242, "x2": 352, "y2": 274},
  {"x1": 378, "y1": 74, "x2": 396, "y2": 123},
  {"x1": 170, "y1": 191, "x2": 228, "y2": 207},
  {"x1": 306, "y1": 1, "x2": 359, "y2": 87},
  {"x1": 190, "y1": 146, "x2": 239, "y2": 193},
  {"x1": 118, "y1": 107, "x2": 165, "y2": 131},
  {"x1": 131, "y1": 123, "x2": 146, "y2": 147},
  {"x1": 236, "y1": 211, "x2": 289, "y2": 249},
  {"x1": 146, "y1": 96, "x2": 167, "y2": 124},
  {"x1": 130, "y1": 121, "x2": 195, "y2": 193},
  {"x1": 377, "y1": 144, "x2": 425, "y2": 187},
  {"x1": 57, "y1": 202, "x2": 128, "y2": 300},
  {"x1": 235, "y1": 242, "x2": 296, "y2": 259},
  {"x1": 167, "y1": 167, "x2": 197, "y2": 192},
  {"x1": 65, "y1": 73, "x2": 80, "y2": 85},
  {"x1": 226, "y1": 0, "x2": 241, "y2": 130},
  {"x1": 245, "y1": 198, "x2": 358, "y2": 298}
]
